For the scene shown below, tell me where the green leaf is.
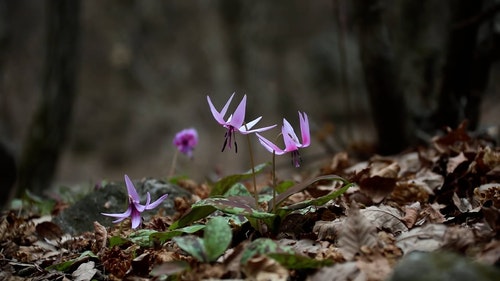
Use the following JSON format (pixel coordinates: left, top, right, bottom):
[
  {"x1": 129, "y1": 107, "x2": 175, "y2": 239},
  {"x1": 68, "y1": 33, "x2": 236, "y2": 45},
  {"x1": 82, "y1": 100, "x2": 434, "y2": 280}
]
[
  {"x1": 173, "y1": 235, "x2": 207, "y2": 262},
  {"x1": 240, "y1": 238, "x2": 294, "y2": 264},
  {"x1": 151, "y1": 225, "x2": 205, "y2": 244},
  {"x1": 170, "y1": 204, "x2": 217, "y2": 229},
  {"x1": 45, "y1": 251, "x2": 97, "y2": 272},
  {"x1": 269, "y1": 174, "x2": 349, "y2": 212},
  {"x1": 128, "y1": 229, "x2": 158, "y2": 247},
  {"x1": 278, "y1": 182, "x2": 353, "y2": 213},
  {"x1": 109, "y1": 235, "x2": 130, "y2": 247},
  {"x1": 279, "y1": 183, "x2": 354, "y2": 216},
  {"x1": 275, "y1": 180, "x2": 295, "y2": 193},
  {"x1": 267, "y1": 253, "x2": 334, "y2": 269},
  {"x1": 209, "y1": 163, "x2": 268, "y2": 196},
  {"x1": 170, "y1": 196, "x2": 276, "y2": 230},
  {"x1": 204, "y1": 216, "x2": 232, "y2": 262}
]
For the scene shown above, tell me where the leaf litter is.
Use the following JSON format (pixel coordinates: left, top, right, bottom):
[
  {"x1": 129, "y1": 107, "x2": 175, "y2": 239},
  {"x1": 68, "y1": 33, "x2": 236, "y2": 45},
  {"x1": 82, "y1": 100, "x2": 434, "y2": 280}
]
[{"x1": 1, "y1": 121, "x2": 499, "y2": 280}]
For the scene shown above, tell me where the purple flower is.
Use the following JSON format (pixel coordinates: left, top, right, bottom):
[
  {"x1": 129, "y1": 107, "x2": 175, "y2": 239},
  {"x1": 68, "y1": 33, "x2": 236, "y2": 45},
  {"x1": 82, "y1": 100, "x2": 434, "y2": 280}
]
[
  {"x1": 173, "y1": 128, "x2": 198, "y2": 158},
  {"x1": 207, "y1": 93, "x2": 276, "y2": 152},
  {"x1": 256, "y1": 111, "x2": 311, "y2": 167},
  {"x1": 101, "y1": 175, "x2": 168, "y2": 229}
]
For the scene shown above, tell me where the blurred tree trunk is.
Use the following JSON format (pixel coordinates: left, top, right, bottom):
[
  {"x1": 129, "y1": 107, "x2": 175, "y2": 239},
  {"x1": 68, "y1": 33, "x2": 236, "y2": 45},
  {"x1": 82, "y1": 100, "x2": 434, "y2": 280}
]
[
  {"x1": 434, "y1": 0, "x2": 485, "y2": 130},
  {"x1": 354, "y1": 0, "x2": 412, "y2": 154},
  {"x1": 16, "y1": 0, "x2": 80, "y2": 196}
]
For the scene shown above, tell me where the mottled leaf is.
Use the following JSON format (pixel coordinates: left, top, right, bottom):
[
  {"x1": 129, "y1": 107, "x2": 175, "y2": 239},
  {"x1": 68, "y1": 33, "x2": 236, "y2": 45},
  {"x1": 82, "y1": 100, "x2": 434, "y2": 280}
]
[
  {"x1": 223, "y1": 182, "x2": 252, "y2": 197},
  {"x1": 204, "y1": 216, "x2": 232, "y2": 262},
  {"x1": 128, "y1": 229, "x2": 157, "y2": 247},
  {"x1": 241, "y1": 238, "x2": 294, "y2": 265},
  {"x1": 173, "y1": 235, "x2": 207, "y2": 262}
]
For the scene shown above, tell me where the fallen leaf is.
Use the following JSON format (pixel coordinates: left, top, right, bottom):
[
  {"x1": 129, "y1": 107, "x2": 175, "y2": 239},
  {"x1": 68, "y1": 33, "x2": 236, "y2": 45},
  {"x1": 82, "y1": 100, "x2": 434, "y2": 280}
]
[
  {"x1": 313, "y1": 219, "x2": 343, "y2": 241},
  {"x1": 93, "y1": 221, "x2": 107, "y2": 254},
  {"x1": 361, "y1": 205, "x2": 408, "y2": 234},
  {"x1": 447, "y1": 152, "x2": 468, "y2": 174},
  {"x1": 339, "y1": 206, "x2": 378, "y2": 260},
  {"x1": 402, "y1": 202, "x2": 421, "y2": 228},
  {"x1": 309, "y1": 262, "x2": 360, "y2": 281},
  {"x1": 72, "y1": 261, "x2": 96, "y2": 281},
  {"x1": 242, "y1": 255, "x2": 289, "y2": 281},
  {"x1": 396, "y1": 224, "x2": 447, "y2": 255},
  {"x1": 356, "y1": 255, "x2": 392, "y2": 281},
  {"x1": 476, "y1": 239, "x2": 500, "y2": 265}
]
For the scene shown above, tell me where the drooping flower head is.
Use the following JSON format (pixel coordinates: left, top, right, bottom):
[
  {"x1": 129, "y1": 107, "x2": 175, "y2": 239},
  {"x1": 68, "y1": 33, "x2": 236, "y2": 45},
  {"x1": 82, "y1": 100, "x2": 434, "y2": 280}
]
[
  {"x1": 257, "y1": 111, "x2": 310, "y2": 167},
  {"x1": 173, "y1": 128, "x2": 198, "y2": 158},
  {"x1": 101, "y1": 174, "x2": 168, "y2": 229},
  {"x1": 207, "y1": 93, "x2": 276, "y2": 152}
]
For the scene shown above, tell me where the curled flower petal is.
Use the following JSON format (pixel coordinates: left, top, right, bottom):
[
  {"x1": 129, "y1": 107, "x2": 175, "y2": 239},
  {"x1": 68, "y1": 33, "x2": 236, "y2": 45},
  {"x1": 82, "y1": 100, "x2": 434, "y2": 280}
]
[
  {"x1": 101, "y1": 174, "x2": 169, "y2": 229},
  {"x1": 257, "y1": 111, "x2": 311, "y2": 167},
  {"x1": 207, "y1": 93, "x2": 276, "y2": 152}
]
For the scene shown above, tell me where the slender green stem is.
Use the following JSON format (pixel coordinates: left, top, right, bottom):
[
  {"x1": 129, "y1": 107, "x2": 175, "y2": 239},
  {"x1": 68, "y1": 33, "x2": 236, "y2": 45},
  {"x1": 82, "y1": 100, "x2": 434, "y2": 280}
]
[
  {"x1": 246, "y1": 134, "x2": 259, "y2": 208},
  {"x1": 271, "y1": 151, "x2": 277, "y2": 213},
  {"x1": 168, "y1": 150, "x2": 179, "y2": 178},
  {"x1": 246, "y1": 133, "x2": 263, "y2": 234}
]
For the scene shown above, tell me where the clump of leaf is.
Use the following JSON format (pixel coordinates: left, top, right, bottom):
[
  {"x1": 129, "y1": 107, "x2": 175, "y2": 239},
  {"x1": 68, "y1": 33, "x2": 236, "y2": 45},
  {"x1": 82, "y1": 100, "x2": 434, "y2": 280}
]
[
  {"x1": 173, "y1": 216, "x2": 232, "y2": 262},
  {"x1": 170, "y1": 168, "x2": 352, "y2": 235}
]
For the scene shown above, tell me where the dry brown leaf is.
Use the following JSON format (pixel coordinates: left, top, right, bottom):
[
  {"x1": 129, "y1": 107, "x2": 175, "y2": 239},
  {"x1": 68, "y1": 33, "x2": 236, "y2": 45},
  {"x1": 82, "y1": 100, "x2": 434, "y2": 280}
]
[
  {"x1": 356, "y1": 255, "x2": 392, "y2": 281},
  {"x1": 313, "y1": 219, "x2": 343, "y2": 241},
  {"x1": 420, "y1": 203, "x2": 446, "y2": 224},
  {"x1": 442, "y1": 225, "x2": 475, "y2": 252},
  {"x1": 93, "y1": 221, "x2": 107, "y2": 254},
  {"x1": 339, "y1": 206, "x2": 378, "y2": 260},
  {"x1": 452, "y1": 192, "x2": 479, "y2": 213},
  {"x1": 242, "y1": 254, "x2": 289, "y2": 281},
  {"x1": 411, "y1": 168, "x2": 444, "y2": 193},
  {"x1": 330, "y1": 151, "x2": 350, "y2": 171},
  {"x1": 474, "y1": 183, "x2": 500, "y2": 208},
  {"x1": 396, "y1": 224, "x2": 447, "y2": 255},
  {"x1": 396, "y1": 152, "x2": 421, "y2": 176},
  {"x1": 402, "y1": 202, "x2": 421, "y2": 228},
  {"x1": 357, "y1": 160, "x2": 400, "y2": 204},
  {"x1": 361, "y1": 205, "x2": 408, "y2": 234},
  {"x1": 432, "y1": 120, "x2": 471, "y2": 154},
  {"x1": 476, "y1": 239, "x2": 500, "y2": 265},
  {"x1": 447, "y1": 152, "x2": 468, "y2": 174},
  {"x1": 72, "y1": 261, "x2": 97, "y2": 281},
  {"x1": 310, "y1": 262, "x2": 362, "y2": 281}
]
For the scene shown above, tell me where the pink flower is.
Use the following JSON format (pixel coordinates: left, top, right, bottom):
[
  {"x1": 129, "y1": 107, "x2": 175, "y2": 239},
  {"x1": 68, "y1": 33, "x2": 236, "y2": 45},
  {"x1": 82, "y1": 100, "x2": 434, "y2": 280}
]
[
  {"x1": 101, "y1": 175, "x2": 168, "y2": 229},
  {"x1": 173, "y1": 128, "x2": 198, "y2": 158},
  {"x1": 207, "y1": 93, "x2": 276, "y2": 152},
  {"x1": 256, "y1": 111, "x2": 310, "y2": 167}
]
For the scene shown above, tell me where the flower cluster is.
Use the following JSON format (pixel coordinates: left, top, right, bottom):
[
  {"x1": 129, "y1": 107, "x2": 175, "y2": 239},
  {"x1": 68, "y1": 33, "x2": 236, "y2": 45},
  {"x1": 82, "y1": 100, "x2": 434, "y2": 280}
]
[{"x1": 207, "y1": 93, "x2": 310, "y2": 167}]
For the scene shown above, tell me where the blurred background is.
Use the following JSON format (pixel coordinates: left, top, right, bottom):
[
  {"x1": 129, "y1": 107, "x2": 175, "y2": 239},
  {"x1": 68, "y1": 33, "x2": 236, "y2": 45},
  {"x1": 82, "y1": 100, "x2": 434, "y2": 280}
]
[{"x1": 0, "y1": 0, "x2": 499, "y2": 203}]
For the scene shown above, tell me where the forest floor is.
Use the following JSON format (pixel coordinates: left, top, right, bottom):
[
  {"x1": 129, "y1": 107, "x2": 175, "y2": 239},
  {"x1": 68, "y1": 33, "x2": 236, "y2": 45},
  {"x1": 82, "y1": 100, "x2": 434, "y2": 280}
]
[{"x1": 1, "y1": 121, "x2": 499, "y2": 281}]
